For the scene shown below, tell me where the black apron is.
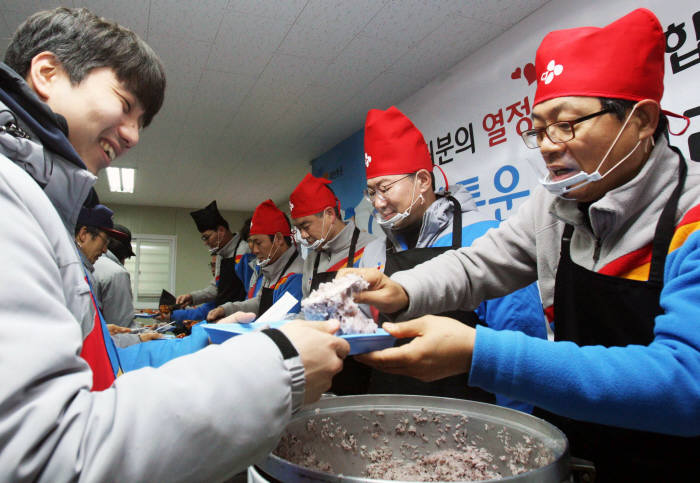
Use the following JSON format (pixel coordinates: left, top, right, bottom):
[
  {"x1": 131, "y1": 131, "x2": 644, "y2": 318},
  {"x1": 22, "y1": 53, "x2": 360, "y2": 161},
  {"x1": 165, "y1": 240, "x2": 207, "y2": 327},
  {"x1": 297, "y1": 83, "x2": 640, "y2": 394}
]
[
  {"x1": 535, "y1": 154, "x2": 700, "y2": 481},
  {"x1": 258, "y1": 250, "x2": 299, "y2": 315},
  {"x1": 214, "y1": 239, "x2": 247, "y2": 306},
  {"x1": 308, "y1": 227, "x2": 368, "y2": 395},
  {"x1": 368, "y1": 196, "x2": 496, "y2": 403},
  {"x1": 309, "y1": 227, "x2": 360, "y2": 291}
]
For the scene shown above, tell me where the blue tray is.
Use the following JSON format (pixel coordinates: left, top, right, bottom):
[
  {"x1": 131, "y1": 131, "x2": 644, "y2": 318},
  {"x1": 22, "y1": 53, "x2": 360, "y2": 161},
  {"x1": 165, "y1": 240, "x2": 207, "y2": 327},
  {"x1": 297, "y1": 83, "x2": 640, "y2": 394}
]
[{"x1": 202, "y1": 322, "x2": 395, "y2": 355}]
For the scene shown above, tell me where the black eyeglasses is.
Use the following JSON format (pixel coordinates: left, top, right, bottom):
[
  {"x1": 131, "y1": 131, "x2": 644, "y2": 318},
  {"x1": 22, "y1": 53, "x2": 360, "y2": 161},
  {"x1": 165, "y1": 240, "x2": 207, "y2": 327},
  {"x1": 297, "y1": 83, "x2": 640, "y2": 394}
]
[
  {"x1": 364, "y1": 174, "x2": 413, "y2": 202},
  {"x1": 521, "y1": 107, "x2": 614, "y2": 149},
  {"x1": 200, "y1": 231, "x2": 215, "y2": 241}
]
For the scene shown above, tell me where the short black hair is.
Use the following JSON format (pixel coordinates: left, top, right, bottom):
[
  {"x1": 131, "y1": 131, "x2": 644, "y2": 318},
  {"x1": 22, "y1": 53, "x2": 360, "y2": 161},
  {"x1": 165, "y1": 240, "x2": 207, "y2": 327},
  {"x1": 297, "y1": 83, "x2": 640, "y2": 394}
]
[
  {"x1": 240, "y1": 217, "x2": 252, "y2": 241},
  {"x1": 598, "y1": 97, "x2": 668, "y2": 142},
  {"x1": 74, "y1": 224, "x2": 101, "y2": 238},
  {"x1": 5, "y1": 7, "x2": 166, "y2": 127},
  {"x1": 314, "y1": 206, "x2": 342, "y2": 218}
]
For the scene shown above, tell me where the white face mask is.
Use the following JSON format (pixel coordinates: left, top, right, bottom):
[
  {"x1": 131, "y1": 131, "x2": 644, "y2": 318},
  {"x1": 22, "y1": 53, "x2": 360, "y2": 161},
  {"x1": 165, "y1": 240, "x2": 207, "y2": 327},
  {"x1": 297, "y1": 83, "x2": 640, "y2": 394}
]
[
  {"x1": 540, "y1": 103, "x2": 643, "y2": 198},
  {"x1": 256, "y1": 235, "x2": 279, "y2": 267},
  {"x1": 299, "y1": 213, "x2": 332, "y2": 251},
  {"x1": 376, "y1": 176, "x2": 424, "y2": 229},
  {"x1": 208, "y1": 231, "x2": 221, "y2": 255}
]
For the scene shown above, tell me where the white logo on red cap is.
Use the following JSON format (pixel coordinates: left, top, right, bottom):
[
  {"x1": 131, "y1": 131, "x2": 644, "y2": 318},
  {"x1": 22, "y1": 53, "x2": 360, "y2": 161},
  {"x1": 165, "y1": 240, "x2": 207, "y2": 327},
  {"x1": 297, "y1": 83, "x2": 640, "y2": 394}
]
[
  {"x1": 289, "y1": 201, "x2": 294, "y2": 212},
  {"x1": 364, "y1": 153, "x2": 372, "y2": 168},
  {"x1": 541, "y1": 60, "x2": 564, "y2": 85}
]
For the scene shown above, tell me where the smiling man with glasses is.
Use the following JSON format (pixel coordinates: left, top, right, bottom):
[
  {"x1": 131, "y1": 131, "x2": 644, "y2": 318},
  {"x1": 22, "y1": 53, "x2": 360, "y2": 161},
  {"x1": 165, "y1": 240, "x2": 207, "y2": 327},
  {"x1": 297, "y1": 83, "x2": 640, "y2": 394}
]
[
  {"x1": 358, "y1": 106, "x2": 545, "y2": 410},
  {"x1": 342, "y1": 9, "x2": 700, "y2": 480}
]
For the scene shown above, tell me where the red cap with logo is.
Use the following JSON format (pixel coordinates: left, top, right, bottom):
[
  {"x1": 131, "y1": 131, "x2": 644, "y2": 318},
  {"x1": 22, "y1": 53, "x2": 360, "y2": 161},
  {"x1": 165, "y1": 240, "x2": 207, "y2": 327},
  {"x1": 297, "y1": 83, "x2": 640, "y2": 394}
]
[
  {"x1": 533, "y1": 8, "x2": 664, "y2": 107},
  {"x1": 289, "y1": 173, "x2": 340, "y2": 218},
  {"x1": 364, "y1": 106, "x2": 433, "y2": 180},
  {"x1": 249, "y1": 199, "x2": 291, "y2": 236}
]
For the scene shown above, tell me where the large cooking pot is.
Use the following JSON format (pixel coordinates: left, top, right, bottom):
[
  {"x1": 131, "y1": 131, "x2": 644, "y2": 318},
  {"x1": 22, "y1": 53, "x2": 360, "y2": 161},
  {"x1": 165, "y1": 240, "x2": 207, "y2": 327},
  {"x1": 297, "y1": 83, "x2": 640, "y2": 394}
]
[{"x1": 253, "y1": 395, "x2": 594, "y2": 482}]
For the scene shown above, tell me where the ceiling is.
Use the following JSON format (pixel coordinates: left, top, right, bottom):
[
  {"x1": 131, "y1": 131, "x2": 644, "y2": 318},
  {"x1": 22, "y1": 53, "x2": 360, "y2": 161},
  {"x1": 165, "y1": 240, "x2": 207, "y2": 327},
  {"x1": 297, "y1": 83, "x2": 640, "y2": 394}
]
[{"x1": 0, "y1": 0, "x2": 549, "y2": 212}]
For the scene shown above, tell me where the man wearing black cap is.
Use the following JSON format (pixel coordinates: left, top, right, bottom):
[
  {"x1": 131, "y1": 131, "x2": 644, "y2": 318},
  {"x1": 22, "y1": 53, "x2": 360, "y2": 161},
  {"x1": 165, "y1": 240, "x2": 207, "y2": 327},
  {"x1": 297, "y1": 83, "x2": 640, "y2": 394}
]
[
  {"x1": 174, "y1": 200, "x2": 249, "y2": 310},
  {"x1": 94, "y1": 223, "x2": 137, "y2": 331},
  {"x1": 75, "y1": 207, "x2": 160, "y2": 347}
]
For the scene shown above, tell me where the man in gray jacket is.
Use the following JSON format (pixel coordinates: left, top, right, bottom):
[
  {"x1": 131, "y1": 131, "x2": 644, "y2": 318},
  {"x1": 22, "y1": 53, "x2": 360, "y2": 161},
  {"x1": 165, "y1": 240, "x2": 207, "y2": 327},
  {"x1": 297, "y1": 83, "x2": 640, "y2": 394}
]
[
  {"x1": 0, "y1": 7, "x2": 348, "y2": 482},
  {"x1": 94, "y1": 222, "x2": 137, "y2": 329},
  {"x1": 343, "y1": 9, "x2": 700, "y2": 480}
]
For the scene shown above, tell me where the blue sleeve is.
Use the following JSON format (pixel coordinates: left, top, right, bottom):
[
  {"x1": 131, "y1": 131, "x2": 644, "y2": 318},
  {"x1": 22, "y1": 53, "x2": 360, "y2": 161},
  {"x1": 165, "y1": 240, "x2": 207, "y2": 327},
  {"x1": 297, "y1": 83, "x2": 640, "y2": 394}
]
[
  {"x1": 170, "y1": 302, "x2": 215, "y2": 322},
  {"x1": 118, "y1": 322, "x2": 210, "y2": 371},
  {"x1": 470, "y1": 231, "x2": 700, "y2": 436},
  {"x1": 475, "y1": 283, "x2": 546, "y2": 413},
  {"x1": 235, "y1": 254, "x2": 254, "y2": 287},
  {"x1": 274, "y1": 273, "x2": 303, "y2": 314}
]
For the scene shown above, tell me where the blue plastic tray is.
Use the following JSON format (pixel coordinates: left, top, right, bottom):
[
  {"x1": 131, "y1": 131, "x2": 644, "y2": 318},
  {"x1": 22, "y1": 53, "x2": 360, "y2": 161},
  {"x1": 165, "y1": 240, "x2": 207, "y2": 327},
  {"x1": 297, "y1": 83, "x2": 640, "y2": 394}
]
[{"x1": 202, "y1": 322, "x2": 395, "y2": 355}]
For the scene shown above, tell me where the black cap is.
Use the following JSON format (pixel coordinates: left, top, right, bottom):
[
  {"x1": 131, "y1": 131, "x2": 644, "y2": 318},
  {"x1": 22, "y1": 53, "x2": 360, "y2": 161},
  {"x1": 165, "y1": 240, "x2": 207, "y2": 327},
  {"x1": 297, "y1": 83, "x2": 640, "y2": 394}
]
[
  {"x1": 159, "y1": 289, "x2": 176, "y2": 307},
  {"x1": 190, "y1": 200, "x2": 229, "y2": 233},
  {"x1": 109, "y1": 223, "x2": 136, "y2": 259},
  {"x1": 77, "y1": 204, "x2": 128, "y2": 242}
]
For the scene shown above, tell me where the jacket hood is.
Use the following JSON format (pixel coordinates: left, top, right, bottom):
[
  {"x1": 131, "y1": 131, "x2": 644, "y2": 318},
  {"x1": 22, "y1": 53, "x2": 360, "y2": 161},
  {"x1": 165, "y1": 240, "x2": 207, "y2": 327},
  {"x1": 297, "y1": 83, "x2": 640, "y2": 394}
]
[{"x1": 0, "y1": 65, "x2": 96, "y2": 231}]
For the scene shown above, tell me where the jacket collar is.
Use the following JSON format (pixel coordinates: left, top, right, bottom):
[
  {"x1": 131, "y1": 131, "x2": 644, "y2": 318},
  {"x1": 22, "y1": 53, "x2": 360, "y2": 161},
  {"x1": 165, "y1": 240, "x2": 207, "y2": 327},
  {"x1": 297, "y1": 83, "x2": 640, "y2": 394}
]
[
  {"x1": 382, "y1": 184, "x2": 477, "y2": 250},
  {"x1": 0, "y1": 63, "x2": 97, "y2": 231},
  {"x1": 317, "y1": 220, "x2": 356, "y2": 255},
  {"x1": 262, "y1": 245, "x2": 297, "y2": 282},
  {"x1": 549, "y1": 135, "x2": 679, "y2": 239}
]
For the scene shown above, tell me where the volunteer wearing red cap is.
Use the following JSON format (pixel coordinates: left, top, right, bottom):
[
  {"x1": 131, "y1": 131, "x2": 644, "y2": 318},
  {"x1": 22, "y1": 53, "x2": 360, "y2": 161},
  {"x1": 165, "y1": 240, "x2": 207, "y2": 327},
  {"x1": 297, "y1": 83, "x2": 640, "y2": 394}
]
[
  {"x1": 343, "y1": 9, "x2": 700, "y2": 480},
  {"x1": 290, "y1": 173, "x2": 380, "y2": 297},
  {"x1": 207, "y1": 199, "x2": 303, "y2": 321},
  {"x1": 360, "y1": 106, "x2": 545, "y2": 410}
]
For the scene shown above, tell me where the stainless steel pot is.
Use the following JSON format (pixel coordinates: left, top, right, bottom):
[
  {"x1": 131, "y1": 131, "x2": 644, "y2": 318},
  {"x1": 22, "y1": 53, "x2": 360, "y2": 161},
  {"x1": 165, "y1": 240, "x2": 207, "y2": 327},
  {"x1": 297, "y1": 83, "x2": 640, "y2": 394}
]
[{"x1": 254, "y1": 395, "x2": 586, "y2": 482}]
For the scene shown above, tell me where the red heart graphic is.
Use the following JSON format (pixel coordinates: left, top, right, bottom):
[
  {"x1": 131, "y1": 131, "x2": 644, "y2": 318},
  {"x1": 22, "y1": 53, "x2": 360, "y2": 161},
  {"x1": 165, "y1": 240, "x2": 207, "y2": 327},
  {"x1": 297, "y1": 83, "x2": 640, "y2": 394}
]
[
  {"x1": 524, "y1": 63, "x2": 536, "y2": 85},
  {"x1": 510, "y1": 67, "x2": 522, "y2": 80}
]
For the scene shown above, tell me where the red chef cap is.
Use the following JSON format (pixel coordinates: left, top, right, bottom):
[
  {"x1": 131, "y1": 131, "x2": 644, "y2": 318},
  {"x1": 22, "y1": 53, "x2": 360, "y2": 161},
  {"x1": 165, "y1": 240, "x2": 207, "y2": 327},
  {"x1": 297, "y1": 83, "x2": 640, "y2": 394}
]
[
  {"x1": 534, "y1": 8, "x2": 664, "y2": 107},
  {"x1": 289, "y1": 173, "x2": 340, "y2": 219},
  {"x1": 249, "y1": 199, "x2": 291, "y2": 236},
  {"x1": 364, "y1": 106, "x2": 433, "y2": 180}
]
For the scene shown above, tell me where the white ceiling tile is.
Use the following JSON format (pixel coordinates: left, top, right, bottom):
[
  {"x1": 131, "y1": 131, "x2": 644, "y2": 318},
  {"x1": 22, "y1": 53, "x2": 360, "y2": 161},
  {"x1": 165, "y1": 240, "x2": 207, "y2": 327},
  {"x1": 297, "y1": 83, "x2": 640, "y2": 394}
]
[
  {"x1": 452, "y1": 0, "x2": 550, "y2": 28},
  {"x1": 149, "y1": 0, "x2": 229, "y2": 43},
  {"x1": 78, "y1": 0, "x2": 149, "y2": 39},
  {"x1": 226, "y1": 0, "x2": 307, "y2": 22},
  {"x1": 207, "y1": 11, "x2": 292, "y2": 76},
  {"x1": 389, "y1": 15, "x2": 500, "y2": 84},
  {"x1": 293, "y1": 0, "x2": 385, "y2": 31},
  {"x1": 148, "y1": 34, "x2": 212, "y2": 93},
  {"x1": 254, "y1": 53, "x2": 331, "y2": 102},
  {"x1": 360, "y1": 0, "x2": 453, "y2": 47},
  {"x1": 277, "y1": 0, "x2": 386, "y2": 59},
  {"x1": 314, "y1": 34, "x2": 410, "y2": 94}
]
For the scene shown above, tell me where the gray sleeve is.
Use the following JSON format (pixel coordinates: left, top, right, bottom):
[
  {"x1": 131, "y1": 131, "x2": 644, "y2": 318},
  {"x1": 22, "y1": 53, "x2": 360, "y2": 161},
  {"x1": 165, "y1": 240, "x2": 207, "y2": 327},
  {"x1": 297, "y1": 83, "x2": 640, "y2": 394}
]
[
  {"x1": 112, "y1": 333, "x2": 141, "y2": 348},
  {"x1": 391, "y1": 197, "x2": 539, "y2": 320},
  {"x1": 99, "y1": 270, "x2": 136, "y2": 328},
  {"x1": 0, "y1": 184, "x2": 304, "y2": 482},
  {"x1": 190, "y1": 277, "x2": 217, "y2": 305},
  {"x1": 222, "y1": 292, "x2": 261, "y2": 317}
]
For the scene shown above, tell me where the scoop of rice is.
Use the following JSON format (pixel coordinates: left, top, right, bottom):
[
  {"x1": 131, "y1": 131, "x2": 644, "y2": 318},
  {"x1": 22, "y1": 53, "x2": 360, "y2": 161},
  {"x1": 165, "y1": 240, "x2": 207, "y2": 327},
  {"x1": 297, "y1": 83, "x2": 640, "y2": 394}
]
[{"x1": 301, "y1": 274, "x2": 377, "y2": 334}]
